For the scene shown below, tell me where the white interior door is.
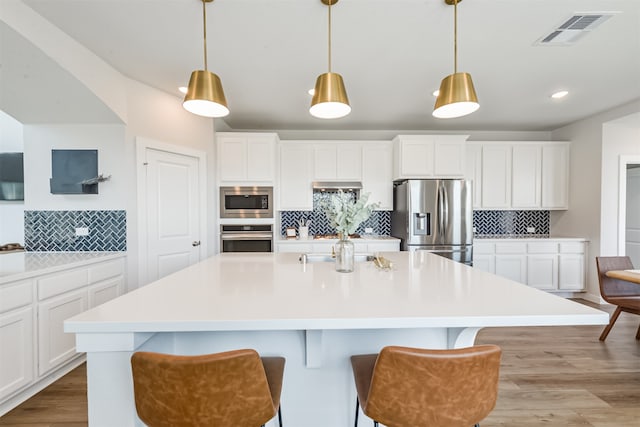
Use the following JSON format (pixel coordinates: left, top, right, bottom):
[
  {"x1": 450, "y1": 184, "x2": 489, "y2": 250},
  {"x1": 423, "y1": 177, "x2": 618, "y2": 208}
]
[
  {"x1": 626, "y1": 166, "x2": 640, "y2": 267},
  {"x1": 145, "y1": 148, "x2": 201, "y2": 282}
]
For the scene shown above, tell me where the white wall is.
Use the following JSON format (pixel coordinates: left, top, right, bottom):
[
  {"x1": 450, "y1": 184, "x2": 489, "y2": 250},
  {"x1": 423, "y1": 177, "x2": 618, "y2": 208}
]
[
  {"x1": 552, "y1": 100, "x2": 640, "y2": 300},
  {"x1": 23, "y1": 124, "x2": 127, "y2": 210},
  {"x1": 0, "y1": 110, "x2": 25, "y2": 244},
  {"x1": 3, "y1": 2, "x2": 216, "y2": 290},
  {"x1": 122, "y1": 77, "x2": 215, "y2": 290}
]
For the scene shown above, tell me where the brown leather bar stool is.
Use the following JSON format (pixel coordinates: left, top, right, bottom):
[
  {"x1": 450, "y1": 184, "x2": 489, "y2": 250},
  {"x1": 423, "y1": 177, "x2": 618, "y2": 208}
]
[
  {"x1": 131, "y1": 349, "x2": 285, "y2": 427},
  {"x1": 350, "y1": 345, "x2": 501, "y2": 427},
  {"x1": 595, "y1": 256, "x2": 640, "y2": 340}
]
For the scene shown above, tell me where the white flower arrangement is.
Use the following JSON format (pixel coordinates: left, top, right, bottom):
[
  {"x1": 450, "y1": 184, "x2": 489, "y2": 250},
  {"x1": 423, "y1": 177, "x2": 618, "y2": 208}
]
[{"x1": 319, "y1": 191, "x2": 380, "y2": 236}]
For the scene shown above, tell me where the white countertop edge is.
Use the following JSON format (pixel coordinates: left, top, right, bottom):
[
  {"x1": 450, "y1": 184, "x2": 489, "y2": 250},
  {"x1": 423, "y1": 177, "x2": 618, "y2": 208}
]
[
  {"x1": 473, "y1": 237, "x2": 589, "y2": 242},
  {"x1": 0, "y1": 252, "x2": 126, "y2": 285},
  {"x1": 65, "y1": 312, "x2": 608, "y2": 334},
  {"x1": 276, "y1": 236, "x2": 401, "y2": 243}
]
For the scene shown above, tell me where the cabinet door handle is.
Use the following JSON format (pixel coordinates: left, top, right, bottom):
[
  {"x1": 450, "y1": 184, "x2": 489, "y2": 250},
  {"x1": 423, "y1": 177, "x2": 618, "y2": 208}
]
[{"x1": 192, "y1": 241, "x2": 201, "y2": 247}]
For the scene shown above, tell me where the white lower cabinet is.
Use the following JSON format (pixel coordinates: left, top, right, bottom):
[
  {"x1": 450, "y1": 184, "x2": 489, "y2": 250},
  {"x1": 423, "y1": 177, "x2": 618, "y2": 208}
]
[
  {"x1": 495, "y1": 255, "x2": 527, "y2": 283},
  {"x1": 471, "y1": 255, "x2": 494, "y2": 273},
  {"x1": 0, "y1": 255, "x2": 125, "y2": 411},
  {"x1": 367, "y1": 242, "x2": 400, "y2": 253},
  {"x1": 559, "y1": 255, "x2": 585, "y2": 290},
  {"x1": 276, "y1": 243, "x2": 314, "y2": 253},
  {"x1": 88, "y1": 276, "x2": 124, "y2": 308},
  {"x1": 494, "y1": 243, "x2": 527, "y2": 283},
  {"x1": 471, "y1": 242, "x2": 494, "y2": 273},
  {"x1": 559, "y1": 243, "x2": 586, "y2": 290},
  {"x1": 473, "y1": 240, "x2": 586, "y2": 292},
  {"x1": 527, "y1": 255, "x2": 558, "y2": 290},
  {"x1": 0, "y1": 306, "x2": 34, "y2": 400},
  {"x1": 37, "y1": 289, "x2": 87, "y2": 376},
  {"x1": 275, "y1": 240, "x2": 400, "y2": 254},
  {"x1": 0, "y1": 279, "x2": 35, "y2": 403}
]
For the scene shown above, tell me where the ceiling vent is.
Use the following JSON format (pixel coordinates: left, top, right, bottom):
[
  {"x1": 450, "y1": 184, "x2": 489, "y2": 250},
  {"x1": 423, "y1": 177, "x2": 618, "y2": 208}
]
[{"x1": 536, "y1": 12, "x2": 617, "y2": 46}]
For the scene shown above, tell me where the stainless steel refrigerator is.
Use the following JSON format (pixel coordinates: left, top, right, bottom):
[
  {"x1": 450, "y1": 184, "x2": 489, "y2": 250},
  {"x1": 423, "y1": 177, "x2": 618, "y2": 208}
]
[{"x1": 391, "y1": 179, "x2": 473, "y2": 264}]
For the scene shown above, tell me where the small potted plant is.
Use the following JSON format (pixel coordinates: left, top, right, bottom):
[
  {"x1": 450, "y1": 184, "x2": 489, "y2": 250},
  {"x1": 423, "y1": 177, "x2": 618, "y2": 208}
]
[{"x1": 319, "y1": 191, "x2": 379, "y2": 272}]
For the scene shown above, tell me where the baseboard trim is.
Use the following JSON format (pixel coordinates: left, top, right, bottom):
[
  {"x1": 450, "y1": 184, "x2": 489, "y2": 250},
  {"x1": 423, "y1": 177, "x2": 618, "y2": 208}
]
[{"x1": 579, "y1": 292, "x2": 607, "y2": 305}]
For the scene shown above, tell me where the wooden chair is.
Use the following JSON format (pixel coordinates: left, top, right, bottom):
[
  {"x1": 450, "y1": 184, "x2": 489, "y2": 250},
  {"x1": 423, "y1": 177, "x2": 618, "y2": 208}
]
[
  {"x1": 350, "y1": 345, "x2": 501, "y2": 427},
  {"x1": 595, "y1": 256, "x2": 640, "y2": 341},
  {"x1": 131, "y1": 349, "x2": 284, "y2": 427}
]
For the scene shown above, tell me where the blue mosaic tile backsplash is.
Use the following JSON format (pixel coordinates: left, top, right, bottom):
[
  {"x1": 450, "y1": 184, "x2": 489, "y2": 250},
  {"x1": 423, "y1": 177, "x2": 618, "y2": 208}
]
[
  {"x1": 24, "y1": 210, "x2": 126, "y2": 251},
  {"x1": 473, "y1": 210, "x2": 550, "y2": 238},
  {"x1": 280, "y1": 192, "x2": 391, "y2": 237}
]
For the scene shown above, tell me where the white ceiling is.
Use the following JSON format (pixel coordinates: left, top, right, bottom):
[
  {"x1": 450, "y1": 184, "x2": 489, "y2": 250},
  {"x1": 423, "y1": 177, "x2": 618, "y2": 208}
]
[{"x1": 4, "y1": 0, "x2": 640, "y2": 131}]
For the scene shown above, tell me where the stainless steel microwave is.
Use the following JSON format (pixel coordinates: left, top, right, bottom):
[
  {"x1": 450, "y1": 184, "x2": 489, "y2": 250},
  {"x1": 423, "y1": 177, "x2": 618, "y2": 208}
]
[{"x1": 219, "y1": 186, "x2": 273, "y2": 218}]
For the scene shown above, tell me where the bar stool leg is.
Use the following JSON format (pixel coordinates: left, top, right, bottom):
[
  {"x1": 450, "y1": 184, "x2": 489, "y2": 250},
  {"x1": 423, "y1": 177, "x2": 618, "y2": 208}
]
[{"x1": 354, "y1": 397, "x2": 359, "y2": 427}]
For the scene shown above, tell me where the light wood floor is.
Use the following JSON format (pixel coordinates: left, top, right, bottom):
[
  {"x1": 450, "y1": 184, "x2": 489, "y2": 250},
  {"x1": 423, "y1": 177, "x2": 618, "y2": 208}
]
[{"x1": 1, "y1": 300, "x2": 638, "y2": 427}]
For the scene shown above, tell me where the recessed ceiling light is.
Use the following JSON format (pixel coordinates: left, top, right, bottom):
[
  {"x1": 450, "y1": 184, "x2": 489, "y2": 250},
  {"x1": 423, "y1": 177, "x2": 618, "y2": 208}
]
[
  {"x1": 308, "y1": 88, "x2": 315, "y2": 96},
  {"x1": 551, "y1": 90, "x2": 569, "y2": 99},
  {"x1": 432, "y1": 90, "x2": 440, "y2": 97},
  {"x1": 178, "y1": 86, "x2": 188, "y2": 94}
]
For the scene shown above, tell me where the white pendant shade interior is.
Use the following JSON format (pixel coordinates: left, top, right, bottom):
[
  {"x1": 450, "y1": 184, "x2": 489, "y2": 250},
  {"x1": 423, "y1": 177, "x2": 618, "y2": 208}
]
[
  {"x1": 310, "y1": 0, "x2": 351, "y2": 119},
  {"x1": 183, "y1": 0, "x2": 229, "y2": 118},
  {"x1": 433, "y1": 0, "x2": 479, "y2": 119}
]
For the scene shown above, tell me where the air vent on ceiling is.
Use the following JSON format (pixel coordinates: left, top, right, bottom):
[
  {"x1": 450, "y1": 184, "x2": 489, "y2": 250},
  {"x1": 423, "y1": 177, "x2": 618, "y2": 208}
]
[{"x1": 536, "y1": 12, "x2": 617, "y2": 46}]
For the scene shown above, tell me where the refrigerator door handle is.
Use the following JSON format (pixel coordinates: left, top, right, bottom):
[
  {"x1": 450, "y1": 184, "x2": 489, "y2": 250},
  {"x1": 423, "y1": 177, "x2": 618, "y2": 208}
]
[
  {"x1": 442, "y1": 183, "x2": 449, "y2": 234},
  {"x1": 437, "y1": 184, "x2": 445, "y2": 238}
]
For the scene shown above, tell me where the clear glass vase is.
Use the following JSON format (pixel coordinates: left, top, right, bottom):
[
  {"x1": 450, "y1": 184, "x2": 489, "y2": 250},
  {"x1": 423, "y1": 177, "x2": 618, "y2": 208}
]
[{"x1": 335, "y1": 233, "x2": 355, "y2": 273}]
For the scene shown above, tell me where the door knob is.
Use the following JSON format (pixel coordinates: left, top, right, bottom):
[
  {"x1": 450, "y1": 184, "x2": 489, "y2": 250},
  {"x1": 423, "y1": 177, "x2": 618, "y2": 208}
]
[{"x1": 192, "y1": 241, "x2": 201, "y2": 247}]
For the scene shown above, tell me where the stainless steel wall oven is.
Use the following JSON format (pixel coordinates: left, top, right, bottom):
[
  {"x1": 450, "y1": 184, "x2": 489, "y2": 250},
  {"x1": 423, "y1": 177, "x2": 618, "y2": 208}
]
[
  {"x1": 220, "y1": 186, "x2": 273, "y2": 219},
  {"x1": 220, "y1": 224, "x2": 273, "y2": 253}
]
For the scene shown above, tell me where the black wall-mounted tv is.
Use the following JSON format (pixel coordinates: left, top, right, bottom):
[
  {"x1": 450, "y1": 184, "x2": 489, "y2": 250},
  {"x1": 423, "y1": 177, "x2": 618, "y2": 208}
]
[{"x1": 0, "y1": 152, "x2": 24, "y2": 201}]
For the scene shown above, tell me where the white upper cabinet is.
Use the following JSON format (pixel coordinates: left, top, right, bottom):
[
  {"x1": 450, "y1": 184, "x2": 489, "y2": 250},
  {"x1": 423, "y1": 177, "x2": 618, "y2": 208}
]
[
  {"x1": 362, "y1": 142, "x2": 393, "y2": 210},
  {"x1": 279, "y1": 142, "x2": 313, "y2": 211},
  {"x1": 278, "y1": 141, "x2": 393, "y2": 211},
  {"x1": 217, "y1": 132, "x2": 278, "y2": 184},
  {"x1": 511, "y1": 144, "x2": 542, "y2": 208},
  {"x1": 481, "y1": 144, "x2": 512, "y2": 209},
  {"x1": 434, "y1": 137, "x2": 466, "y2": 176},
  {"x1": 542, "y1": 143, "x2": 569, "y2": 209},
  {"x1": 313, "y1": 143, "x2": 362, "y2": 181},
  {"x1": 464, "y1": 143, "x2": 483, "y2": 208},
  {"x1": 392, "y1": 135, "x2": 468, "y2": 180},
  {"x1": 471, "y1": 141, "x2": 570, "y2": 210}
]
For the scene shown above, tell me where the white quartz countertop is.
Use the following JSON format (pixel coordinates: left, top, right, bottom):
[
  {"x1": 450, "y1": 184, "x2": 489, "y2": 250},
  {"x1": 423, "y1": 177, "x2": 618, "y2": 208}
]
[
  {"x1": 65, "y1": 252, "x2": 607, "y2": 334},
  {"x1": 474, "y1": 237, "x2": 588, "y2": 242},
  {"x1": 0, "y1": 252, "x2": 125, "y2": 284},
  {"x1": 276, "y1": 235, "x2": 400, "y2": 243}
]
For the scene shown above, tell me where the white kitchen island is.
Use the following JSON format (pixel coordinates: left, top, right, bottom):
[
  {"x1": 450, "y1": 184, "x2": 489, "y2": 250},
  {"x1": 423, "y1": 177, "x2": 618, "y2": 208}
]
[{"x1": 65, "y1": 252, "x2": 608, "y2": 427}]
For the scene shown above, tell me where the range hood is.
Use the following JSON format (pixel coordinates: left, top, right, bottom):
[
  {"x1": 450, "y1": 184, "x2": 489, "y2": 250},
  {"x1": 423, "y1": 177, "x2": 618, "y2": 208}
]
[{"x1": 312, "y1": 181, "x2": 362, "y2": 192}]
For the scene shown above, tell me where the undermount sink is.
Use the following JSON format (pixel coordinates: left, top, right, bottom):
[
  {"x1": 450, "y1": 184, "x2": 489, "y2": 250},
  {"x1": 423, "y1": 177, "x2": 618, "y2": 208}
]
[{"x1": 299, "y1": 253, "x2": 375, "y2": 263}]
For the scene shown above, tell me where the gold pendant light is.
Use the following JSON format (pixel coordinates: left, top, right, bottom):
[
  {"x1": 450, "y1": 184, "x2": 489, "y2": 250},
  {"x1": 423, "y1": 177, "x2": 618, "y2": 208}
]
[
  {"x1": 183, "y1": 0, "x2": 229, "y2": 118},
  {"x1": 310, "y1": 0, "x2": 351, "y2": 119},
  {"x1": 433, "y1": 0, "x2": 479, "y2": 119}
]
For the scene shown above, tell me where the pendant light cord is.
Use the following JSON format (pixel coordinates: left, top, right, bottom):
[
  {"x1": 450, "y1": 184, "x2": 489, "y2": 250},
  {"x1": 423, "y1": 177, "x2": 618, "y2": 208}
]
[
  {"x1": 453, "y1": 0, "x2": 458, "y2": 74},
  {"x1": 202, "y1": 0, "x2": 208, "y2": 71},
  {"x1": 328, "y1": 1, "x2": 332, "y2": 73}
]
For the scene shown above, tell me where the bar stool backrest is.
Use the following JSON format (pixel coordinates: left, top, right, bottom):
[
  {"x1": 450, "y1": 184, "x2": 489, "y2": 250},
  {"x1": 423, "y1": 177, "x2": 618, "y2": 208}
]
[
  {"x1": 131, "y1": 349, "x2": 280, "y2": 427},
  {"x1": 364, "y1": 345, "x2": 501, "y2": 427}
]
